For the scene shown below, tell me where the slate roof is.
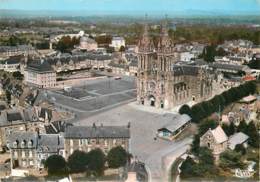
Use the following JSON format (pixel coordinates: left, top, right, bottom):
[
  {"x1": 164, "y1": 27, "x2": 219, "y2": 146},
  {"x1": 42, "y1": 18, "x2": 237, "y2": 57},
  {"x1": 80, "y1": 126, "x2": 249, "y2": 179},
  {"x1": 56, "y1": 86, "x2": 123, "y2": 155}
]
[
  {"x1": 210, "y1": 125, "x2": 228, "y2": 144},
  {"x1": 39, "y1": 108, "x2": 52, "y2": 120},
  {"x1": 210, "y1": 63, "x2": 248, "y2": 72},
  {"x1": 6, "y1": 111, "x2": 23, "y2": 122},
  {"x1": 37, "y1": 134, "x2": 64, "y2": 153},
  {"x1": 8, "y1": 132, "x2": 64, "y2": 153},
  {"x1": 172, "y1": 65, "x2": 199, "y2": 76},
  {"x1": 64, "y1": 124, "x2": 130, "y2": 139},
  {"x1": 45, "y1": 120, "x2": 72, "y2": 134},
  {"x1": 228, "y1": 132, "x2": 249, "y2": 150},
  {"x1": 0, "y1": 57, "x2": 20, "y2": 65},
  {"x1": 26, "y1": 60, "x2": 54, "y2": 73},
  {"x1": 8, "y1": 132, "x2": 37, "y2": 149},
  {"x1": 158, "y1": 114, "x2": 191, "y2": 133}
]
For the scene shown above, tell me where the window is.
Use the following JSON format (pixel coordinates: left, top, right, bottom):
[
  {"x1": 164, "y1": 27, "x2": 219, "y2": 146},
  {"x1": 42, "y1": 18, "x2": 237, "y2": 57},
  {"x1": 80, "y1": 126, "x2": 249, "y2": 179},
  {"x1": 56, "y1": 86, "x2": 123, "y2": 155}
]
[
  {"x1": 14, "y1": 151, "x2": 18, "y2": 158},
  {"x1": 28, "y1": 140, "x2": 33, "y2": 148},
  {"x1": 29, "y1": 151, "x2": 33, "y2": 158},
  {"x1": 70, "y1": 140, "x2": 73, "y2": 146},
  {"x1": 22, "y1": 151, "x2": 25, "y2": 158}
]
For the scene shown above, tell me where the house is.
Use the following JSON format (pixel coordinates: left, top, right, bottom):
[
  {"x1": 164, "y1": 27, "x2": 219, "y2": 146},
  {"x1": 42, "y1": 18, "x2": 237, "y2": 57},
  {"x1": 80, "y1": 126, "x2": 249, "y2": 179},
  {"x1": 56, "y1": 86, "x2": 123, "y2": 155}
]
[
  {"x1": 157, "y1": 114, "x2": 191, "y2": 140},
  {"x1": 0, "y1": 56, "x2": 21, "y2": 72},
  {"x1": 24, "y1": 60, "x2": 56, "y2": 88},
  {"x1": 228, "y1": 132, "x2": 249, "y2": 150},
  {"x1": 64, "y1": 123, "x2": 130, "y2": 158},
  {"x1": 209, "y1": 63, "x2": 250, "y2": 74},
  {"x1": 0, "y1": 45, "x2": 36, "y2": 57},
  {"x1": 110, "y1": 37, "x2": 126, "y2": 51},
  {"x1": 0, "y1": 108, "x2": 40, "y2": 151},
  {"x1": 79, "y1": 36, "x2": 98, "y2": 51},
  {"x1": 200, "y1": 126, "x2": 228, "y2": 161},
  {"x1": 8, "y1": 131, "x2": 64, "y2": 170}
]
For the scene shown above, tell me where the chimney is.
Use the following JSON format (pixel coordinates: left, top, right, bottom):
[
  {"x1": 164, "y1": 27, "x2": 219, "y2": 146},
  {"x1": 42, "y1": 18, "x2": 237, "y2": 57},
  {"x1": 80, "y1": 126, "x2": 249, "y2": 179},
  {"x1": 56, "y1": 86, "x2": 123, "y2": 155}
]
[
  {"x1": 127, "y1": 122, "x2": 131, "y2": 129},
  {"x1": 92, "y1": 123, "x2": 96, "y2": 129},
  {"x1": 58, "y1": 135, "x2": 60, "y2": 145}
]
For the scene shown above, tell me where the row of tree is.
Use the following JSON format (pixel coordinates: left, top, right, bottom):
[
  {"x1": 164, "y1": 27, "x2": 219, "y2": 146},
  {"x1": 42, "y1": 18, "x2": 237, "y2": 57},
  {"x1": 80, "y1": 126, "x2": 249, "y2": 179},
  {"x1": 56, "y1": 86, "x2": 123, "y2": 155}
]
[
  {"x1": 179, "y1": 81, "x2": 257, "y2": 123},
  {"x1": 44, "y1": 146, "x2": 129, "y2": 177}
]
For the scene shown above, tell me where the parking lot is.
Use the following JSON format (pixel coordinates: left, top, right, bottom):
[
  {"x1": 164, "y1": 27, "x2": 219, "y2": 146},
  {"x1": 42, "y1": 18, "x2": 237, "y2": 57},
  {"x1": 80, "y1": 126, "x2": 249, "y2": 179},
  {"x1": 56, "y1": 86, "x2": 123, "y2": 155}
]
[{"x1": 36, "y1": 77, "x2": 136, "y2": 113}]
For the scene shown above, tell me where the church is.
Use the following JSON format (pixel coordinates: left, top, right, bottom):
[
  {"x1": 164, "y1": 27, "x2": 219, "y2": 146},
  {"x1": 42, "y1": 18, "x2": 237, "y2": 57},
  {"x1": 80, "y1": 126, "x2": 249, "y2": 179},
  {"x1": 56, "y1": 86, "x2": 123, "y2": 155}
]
[{"x1": 137, "y1": 21, "x2": 213, "y2": 110}]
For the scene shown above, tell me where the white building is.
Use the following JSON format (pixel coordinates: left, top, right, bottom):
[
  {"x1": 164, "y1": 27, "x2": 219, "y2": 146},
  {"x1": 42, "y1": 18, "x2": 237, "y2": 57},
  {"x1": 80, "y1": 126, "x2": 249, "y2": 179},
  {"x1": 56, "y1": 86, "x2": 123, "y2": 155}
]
[
  {"x1": 24, "y1": 60, "x2": 56, "y2": 88},
  {"x1": 110, "y1": 37, "x2": 126, "y2": 51},
  {"x1": 180, "y1": 52, "x2": 195, "y2": 62},
  {"x1": 79, "y1": 36, "x2": 98, "y2": 51}
]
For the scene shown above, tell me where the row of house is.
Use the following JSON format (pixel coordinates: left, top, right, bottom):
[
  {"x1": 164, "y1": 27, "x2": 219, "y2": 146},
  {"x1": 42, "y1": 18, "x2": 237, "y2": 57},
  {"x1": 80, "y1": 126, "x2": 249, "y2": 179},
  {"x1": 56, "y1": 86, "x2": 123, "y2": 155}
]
[
  {"x1": 0, "y1": 45, "x2": 36, "y2": 57},
  {"x1": 8, "y1": 123, "x2": 130, "y2": 170}
]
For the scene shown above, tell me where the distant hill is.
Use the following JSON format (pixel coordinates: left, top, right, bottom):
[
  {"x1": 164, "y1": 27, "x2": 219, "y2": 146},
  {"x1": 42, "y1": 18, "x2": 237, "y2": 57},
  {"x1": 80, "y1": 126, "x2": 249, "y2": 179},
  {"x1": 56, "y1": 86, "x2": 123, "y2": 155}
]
[{"x1": 0, "y1": 9, "x2": 260, "y2": 25}]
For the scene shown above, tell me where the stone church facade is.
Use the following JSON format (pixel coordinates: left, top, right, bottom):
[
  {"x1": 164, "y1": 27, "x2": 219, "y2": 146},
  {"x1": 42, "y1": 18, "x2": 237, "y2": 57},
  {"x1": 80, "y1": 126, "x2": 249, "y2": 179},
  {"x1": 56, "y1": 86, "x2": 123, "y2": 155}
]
[{"x1": 137, "y1": 21, "x2": 213, "y2": 109}]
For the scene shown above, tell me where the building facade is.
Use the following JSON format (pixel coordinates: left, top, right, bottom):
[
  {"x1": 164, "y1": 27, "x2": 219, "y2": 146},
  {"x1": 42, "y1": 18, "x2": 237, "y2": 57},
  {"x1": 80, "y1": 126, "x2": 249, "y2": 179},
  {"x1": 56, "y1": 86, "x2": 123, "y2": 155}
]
[
  {"x1": 64, "y1": 124, "x2": 130, "y2": 159},
  {"x1": 24, "y1": 60, "x2": 56, "y2": 88},
  {"x1": 8, "y1": 131, "x2": 64, "y2": 170},
  {"x1": 200, "y1": 126, "x2": 228, "y2": 161},
  {"x1": 137, "y1": 22, "x2": 213, "y2": 109}
]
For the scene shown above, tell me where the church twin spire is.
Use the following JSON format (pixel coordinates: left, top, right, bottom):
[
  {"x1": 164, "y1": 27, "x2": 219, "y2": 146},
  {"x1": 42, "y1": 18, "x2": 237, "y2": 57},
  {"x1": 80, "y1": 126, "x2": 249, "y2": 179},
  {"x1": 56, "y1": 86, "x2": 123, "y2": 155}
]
[{"x1": 138, "y1": 15, "x2": 174, "y2": 54}]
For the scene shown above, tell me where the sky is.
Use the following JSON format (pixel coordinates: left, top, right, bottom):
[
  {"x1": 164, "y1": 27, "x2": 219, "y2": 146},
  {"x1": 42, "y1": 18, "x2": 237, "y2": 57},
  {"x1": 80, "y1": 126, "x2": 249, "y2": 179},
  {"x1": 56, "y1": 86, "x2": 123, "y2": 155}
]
[{"x1": 0, "y1": 0, "x2": 260, "y2": 15}]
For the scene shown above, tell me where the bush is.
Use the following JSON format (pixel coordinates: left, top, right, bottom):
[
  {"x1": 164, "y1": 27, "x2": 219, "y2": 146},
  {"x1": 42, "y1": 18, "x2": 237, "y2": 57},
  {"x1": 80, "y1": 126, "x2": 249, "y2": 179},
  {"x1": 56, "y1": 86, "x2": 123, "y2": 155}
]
[
  {"x1": 44, "y1": 155, "x2": 67, "y2": 176},
  {"x1": 234, "y1": 144, "x2": 246, "y2": 155},
  {"x1": 68, "y1": 150, "x2": 88, "y2": 173},
  {"x1": 107, "y1": 146, "x2": 128, "y2": 168},
  {"x1": 86, "y1": 149, "x2": 106, "y2": 176},
  {"x1": 219, "y1": 150, "x2": 244, "y2": 169},
  {"x1": 179, "y1": 104, "x2": 192, "y2": 117}
]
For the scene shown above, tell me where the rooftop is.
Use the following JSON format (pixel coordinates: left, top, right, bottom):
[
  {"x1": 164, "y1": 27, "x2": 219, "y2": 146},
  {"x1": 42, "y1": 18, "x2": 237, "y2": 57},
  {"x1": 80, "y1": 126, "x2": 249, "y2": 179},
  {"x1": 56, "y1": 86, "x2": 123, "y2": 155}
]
[
  {"x1": 65, "y1": 124, "x2": 130, "y2": 139},
  {"x1": 26, "y1": 59, "x2": 54, "y2": 73},
  {"x1": 228, "y1": 132, "x2": 249, "y2": 150},
  {"x1": 210, "y1": 125, "x2": 228, "y2": 144}
]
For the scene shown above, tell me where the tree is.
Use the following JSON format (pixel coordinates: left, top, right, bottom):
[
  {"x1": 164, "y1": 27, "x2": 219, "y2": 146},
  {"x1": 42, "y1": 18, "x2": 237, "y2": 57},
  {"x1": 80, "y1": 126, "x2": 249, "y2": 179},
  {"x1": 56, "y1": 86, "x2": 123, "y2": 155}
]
[
  {"x1": 44, "y1": 155, "x2": 67, "y2": 176},
  {"x1": 12, "y1": 71, "x2": 23, "y2": 80},
  {"x1": 86, "y1": 149, "x2": 106, "y2": 176},
  {"x1": 180, "y1": 156, "x2": 196, "y2": 178},
  {"x1": 5, "y1": 90, "x2": 11, "y2": 104},
  {"x1": 228, "y1": 122, "x2": 235, "y2": 136},
  {"x1": 191, "y1": 134, "x2": 200, "y2": 155},
  {"x1": 246, "y1": 121, "x2": 259, "y2": 148},
  {"x1": 68, "y1": 150, "x2": 88, "y2": 173},
  {"x1": 219, "y1": 150, "x2": 244, "y2": 169},
  {"x1": 198, "y1": 147, "x2": 215, "y2": 165},
  {"x1": 107, "y1": 146, "x2": 128, "y2": 168},
  {"x1": 179, "y1": 104, "x2": 192, "y2": 117},
  {"x1": 234, "y1": 144, "x2": 246, "y2": 155},
  {"x1": 237, "y1": 120, "x2": 247, "y2": 133},
  {"x1": 119, "y1": 46, "x2": 125, "y2": 52},
  {"x1": 200, "y1": 45, "x2": 217, "y2": 62},
  {"x1": 221, "y1": 123, "x2": 235, "y2": 137},
  {"x1": 198, "y1": 119, "x2": 218, "y2": 136}
]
